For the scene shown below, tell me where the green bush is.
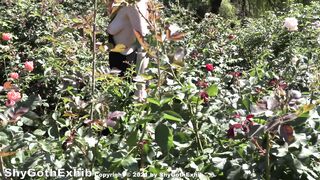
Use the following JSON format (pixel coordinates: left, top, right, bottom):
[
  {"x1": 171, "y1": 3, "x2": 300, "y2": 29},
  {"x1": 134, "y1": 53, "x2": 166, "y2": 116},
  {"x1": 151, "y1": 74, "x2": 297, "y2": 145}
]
[{"x1": 219, "y1": 0, "x2": 236, "y2": 19}]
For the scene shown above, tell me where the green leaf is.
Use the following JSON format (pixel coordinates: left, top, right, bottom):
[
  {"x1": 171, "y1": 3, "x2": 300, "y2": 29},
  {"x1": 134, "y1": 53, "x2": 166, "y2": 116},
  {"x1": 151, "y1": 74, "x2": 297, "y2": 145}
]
[
  {"x1": 33, "y1": 129, "x2": 46, "y2": 136},
  {"x1": 160, "y1": 97, "x2": 173, "y2": 105},
  {"x1": 0, "y1": 132, "x2": 9, "y2": 144},
  {"x1": 147, "y1": 98, "x2": 161, "y2": 106},
  {"x1": 121, "y1": 156, "x2": 137, "y2": 167},
  {"x1": 242, "y1": 96, "x2": 251, "y2": 111},
  {"x1": 161, "y1": 110, "x2": 182, "y2": 122},
  {"x1": 127, "y1": 129, "x2": 138, "y2": 147},
  {"x1": 21, "y1": 117, "x2": 34, "y2": 126},
  {"x1": 39, "y1": 141, "x2": 50, "y2": 152},
  {"x1": 155, "y1": 124, "x2": 173, "y2": 154},
  {"x1": 7, "y1": 126, "x2": 23, "y2": 133},
  {"x1": 24, "y1": 111, "x2": 41, "y2": 120},
  {"x1": 206, "y1": 84, "x2": 219, "y2": 96}
]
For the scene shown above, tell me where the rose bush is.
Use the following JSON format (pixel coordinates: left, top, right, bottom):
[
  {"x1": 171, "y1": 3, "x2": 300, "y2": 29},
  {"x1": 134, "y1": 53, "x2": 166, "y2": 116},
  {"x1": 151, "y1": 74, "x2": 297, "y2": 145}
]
[{"x1": 0, "y1": 0, "x2": 319, "y2": 179}]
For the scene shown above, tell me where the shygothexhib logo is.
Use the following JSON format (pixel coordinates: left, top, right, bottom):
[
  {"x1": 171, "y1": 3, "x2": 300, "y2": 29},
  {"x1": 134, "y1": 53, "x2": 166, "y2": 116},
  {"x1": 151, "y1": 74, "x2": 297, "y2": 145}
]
[{"x1": 2, "y1": 168, "x2": 93, "y2": 179}]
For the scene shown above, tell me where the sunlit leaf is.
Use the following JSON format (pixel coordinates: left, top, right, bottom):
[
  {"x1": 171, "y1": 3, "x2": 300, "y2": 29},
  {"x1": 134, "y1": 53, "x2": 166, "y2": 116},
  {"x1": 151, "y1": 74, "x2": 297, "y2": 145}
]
[
  {"x1": 0, "y1": 151, "x2": 16, "y2": 157},
  {"x1": 161, "y1": 110, "x2": 182, "y2": 122},
  {"x1": 147, "y1": 98, "x2": 161, "y2": 106},
  {"x1": 295, "y1": 104, "x2": 316, "y2": 116},
  {"x1": 110, "y1": 44, "x2": 126, "y2": 53},
  {"x1": 169, "y1": 32, "x2": 186, "y2": 41},
  {"x1": 206, "y1": 84, "x2": 219, "y2": 97},
  {"x1": 121, "y1": 156, "x2": 137, "y2": 167}
]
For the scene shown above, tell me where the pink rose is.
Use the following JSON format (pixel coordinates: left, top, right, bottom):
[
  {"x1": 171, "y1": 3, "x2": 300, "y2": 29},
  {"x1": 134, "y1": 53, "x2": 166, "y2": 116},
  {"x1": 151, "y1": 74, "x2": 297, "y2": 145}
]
[
  {"x1": 9, "y1": 72, "x2": 19, "y2": 80},
  {"x1": 2, "y1": 33, "x2": 12, "y2": 41},
  {"x1": 7, "y1": 90, "x2": 21, "y2": 102},
  {"x1": 24, "y1": 61, "x2": 34, "y2": 72},
  {"x1": 5, "y1": 99, "x2": 16, "y2": 107}
]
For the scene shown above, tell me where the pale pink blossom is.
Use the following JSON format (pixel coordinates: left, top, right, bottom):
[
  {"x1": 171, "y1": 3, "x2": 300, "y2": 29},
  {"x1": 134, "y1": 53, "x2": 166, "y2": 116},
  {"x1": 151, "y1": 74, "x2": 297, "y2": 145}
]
[
  {"x1": 2, "y1": 33, "x2": 12, "y2": 41},
  {"x1": 7, "y1": 90, "x2": 21, "y2": 102},
  {"x1": 169, "y1": 24, "x2": 181, "y2": 35},
  {"x1": 24, "y1": 61, "x2": 34, "y2": 72},
  {"x1": 104, "y1": 111, "x2": 126, "y2": 127},
  {"x1": 284, "y1": 17, "x2": 298, "y2": 31},
  {"x1": 5, "y1": 99, "x2": 15, "y2": 107},
  {"x1": 9, "y1": 72, "x2": 19, "y2": 80}
]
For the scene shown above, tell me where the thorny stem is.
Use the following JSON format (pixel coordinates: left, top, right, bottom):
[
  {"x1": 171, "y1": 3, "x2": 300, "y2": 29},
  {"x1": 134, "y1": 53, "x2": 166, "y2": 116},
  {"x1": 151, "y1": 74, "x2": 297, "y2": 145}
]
[
  {"x1": 136, "y1": 1, "x2": 162, "y2": 97},
  {"x1": 138, "y1": 123, "x2": 147, "y2": 170},
  {"x1": 188, "y1": 91, "x2": 204, "y2": 154},
  {"x1": 90, "y1": 0, "x2": 98, "y2": 170},
  {"x1": 156, "y1": 58, "x2": 161, "y2": 96},
  {"x1": 0, "y1": 156, "x2": 7, "y2": 180},
  {"x1": 310, "y1": 91, "x2": 314, "y2": 104}
]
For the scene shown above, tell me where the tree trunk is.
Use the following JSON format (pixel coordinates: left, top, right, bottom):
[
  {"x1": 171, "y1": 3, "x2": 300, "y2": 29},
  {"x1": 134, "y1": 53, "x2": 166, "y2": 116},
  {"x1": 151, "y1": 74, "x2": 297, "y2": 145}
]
[
  {"x1": 210, "y1": 0, "x2": 223, "y2": 14},
  {"x1": 241, "y1": 0, "x2": 246, "y2": 17},
  {"x1": 303, "y1": 0, "x2": 311, "y2": 5}
]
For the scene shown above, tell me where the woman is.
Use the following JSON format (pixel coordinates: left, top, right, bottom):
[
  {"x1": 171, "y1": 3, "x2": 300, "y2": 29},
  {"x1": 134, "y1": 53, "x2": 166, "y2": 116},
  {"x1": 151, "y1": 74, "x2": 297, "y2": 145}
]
[
  {"x1": 107, "y1": 0, "x2": 149, "y2": 101},
  {"x1": 107, "y1": 0, "x2": 149, "y2": 75}
]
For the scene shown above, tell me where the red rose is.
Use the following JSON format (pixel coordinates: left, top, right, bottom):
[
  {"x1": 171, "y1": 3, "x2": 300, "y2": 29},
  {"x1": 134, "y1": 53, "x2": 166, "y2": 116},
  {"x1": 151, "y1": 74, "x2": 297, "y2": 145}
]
[
  {"x1": 268, "y1": 78, "x2": 278, "y2": 87},
  {"x1": 230, "y1": 71, "x2": 242, "y2": 77},
  {"x1": 228, "y1": 34, "x2": 236, "y2": 40},
  {"x1": 227, "y1": 123, "x2": 242, "y2": 138},
  {"x1": 196, "y1": 80, "x2": 208, "y2": 88},
  {"x1": 200, "y1": 91, "x2": 209, "y2": 103},
  {"x1": 246, "y1": 114, "x2": 254, "y2": 120},
  {"x1": 205, "y1": 64, "x2": 215, "y2": 71}
]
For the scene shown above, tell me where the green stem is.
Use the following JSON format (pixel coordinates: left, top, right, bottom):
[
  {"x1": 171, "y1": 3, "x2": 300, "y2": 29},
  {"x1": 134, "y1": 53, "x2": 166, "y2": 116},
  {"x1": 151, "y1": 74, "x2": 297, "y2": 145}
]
[
  {"x1": 90, "y1": 0, "x2": 97, "y2": 121},
  {"x1": 265, "y1": 132, "x2": 271, "y2": 180},
  {"x1": 157, "y1": 58, "x2": 161, "y2": 89},
  {"x1": 169, "y1": 65, "x2": 184, "y2": 87},
  {"x1": 188, "y1": 91, "x2": 204, "y2": 154}
]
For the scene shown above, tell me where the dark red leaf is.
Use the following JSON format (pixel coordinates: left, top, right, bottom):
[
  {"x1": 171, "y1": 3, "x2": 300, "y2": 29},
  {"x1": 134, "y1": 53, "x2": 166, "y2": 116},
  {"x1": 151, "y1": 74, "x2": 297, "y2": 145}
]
[{"x1": 280, "y1": 124, "x2": 295, "y2": 143}]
